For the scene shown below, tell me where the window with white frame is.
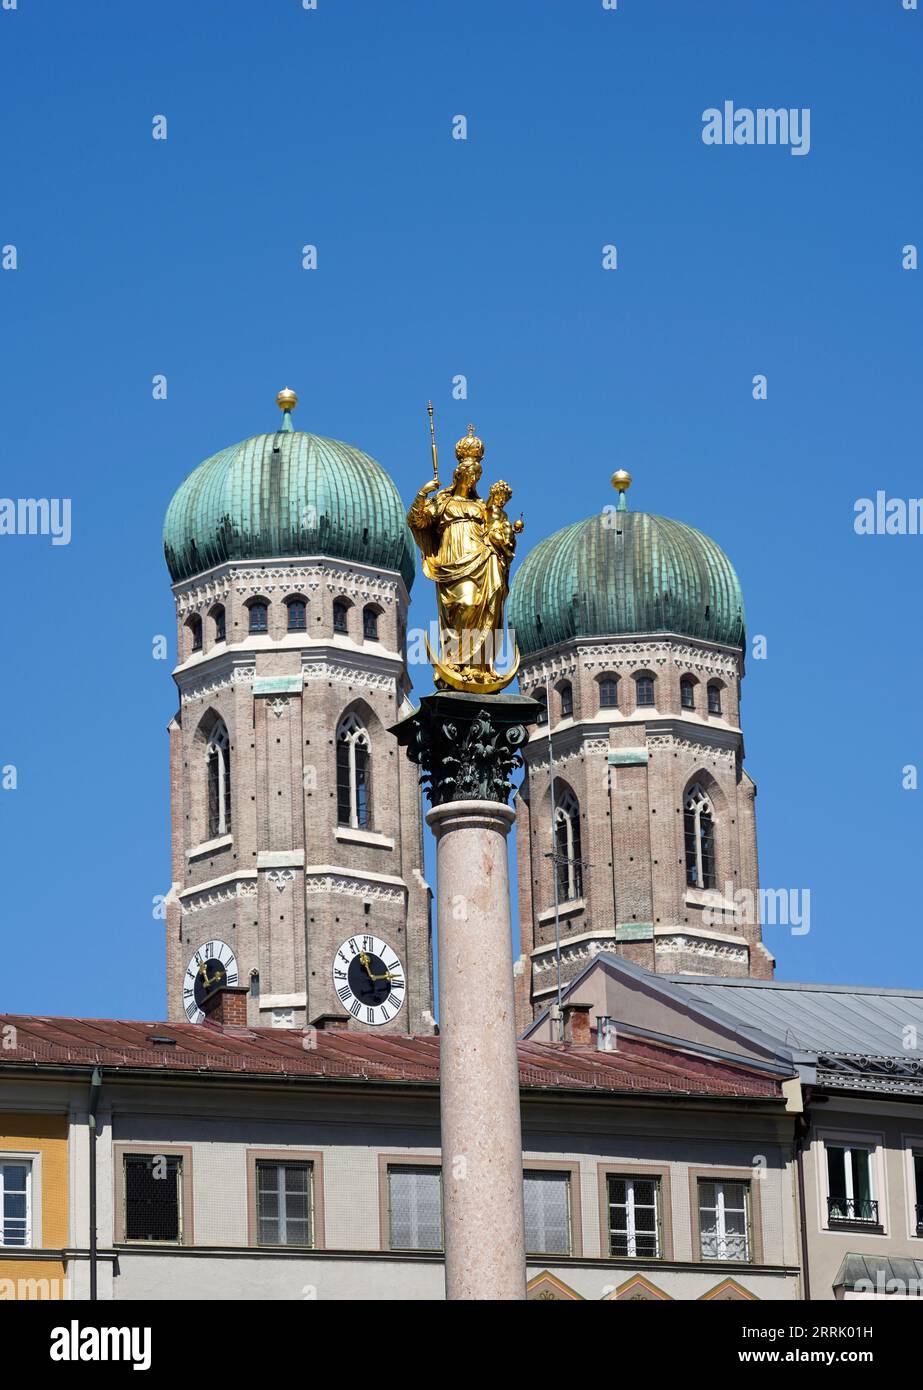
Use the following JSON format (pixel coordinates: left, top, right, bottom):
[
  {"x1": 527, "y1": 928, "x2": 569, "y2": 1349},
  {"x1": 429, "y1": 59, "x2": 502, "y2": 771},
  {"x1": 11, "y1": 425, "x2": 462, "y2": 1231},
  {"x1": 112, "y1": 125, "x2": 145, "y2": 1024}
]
[
  {"x1": 387, "y1": 1165, "x2": 443, "y2": 1251},
  {"x1": 913, "y1": 1152, "x2": 923, "y2": 1235},
  {"x1": 826, "y1": 1143, "x2": 878, "y2": 1225},
  {"x1": 608, "y1": 1174, "x2": 661, "y2": 1258},
  {"x1": 336, "y1": 712, "x2": 371, "y2": 829},
  {"x1": 256, "y1": 1160, "x2": 313, "y2": 1246},
  {"x1": 698, "y1": 1179, "x2": 750, "y2": 1261},
  {"x1": 0, "y1": 1160, "x2": 32, "y2": 1247},
  {"x1": 523, "y1": 1170, "x2": 571, "y2": 1256}
]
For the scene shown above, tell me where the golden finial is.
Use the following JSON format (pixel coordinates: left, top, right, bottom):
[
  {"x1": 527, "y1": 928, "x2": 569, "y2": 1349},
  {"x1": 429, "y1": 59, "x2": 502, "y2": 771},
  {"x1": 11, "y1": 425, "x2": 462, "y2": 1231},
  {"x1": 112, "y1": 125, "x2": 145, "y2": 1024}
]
[
  {"x1": 611, "y1": 468, "x2": 632, "y2": 512},
  {"x1": 276, "y1": 387, "x2": 298, "y2": 412},
  {"x1": 455, "y1": 423, "x2": 485, "y2": 464}
]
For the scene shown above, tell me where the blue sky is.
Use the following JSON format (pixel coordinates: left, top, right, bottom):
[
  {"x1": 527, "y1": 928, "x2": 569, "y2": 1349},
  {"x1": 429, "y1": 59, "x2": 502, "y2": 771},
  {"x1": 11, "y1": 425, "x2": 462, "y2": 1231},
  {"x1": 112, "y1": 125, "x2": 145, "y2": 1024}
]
[{"x1": 1, "y1": 0, "x2": 921, "y2": 1017}]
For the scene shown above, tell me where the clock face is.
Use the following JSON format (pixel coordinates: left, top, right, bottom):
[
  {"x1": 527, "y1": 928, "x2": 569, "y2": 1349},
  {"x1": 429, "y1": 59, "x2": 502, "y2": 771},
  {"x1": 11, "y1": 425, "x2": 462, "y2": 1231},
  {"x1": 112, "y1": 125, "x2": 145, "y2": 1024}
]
[
  {"x1": 183, "y1": 939, "x2": 239, "y2": 1023},
  {"x1": 333, "y1": 934, "x2": 405, "y2": 1027}
]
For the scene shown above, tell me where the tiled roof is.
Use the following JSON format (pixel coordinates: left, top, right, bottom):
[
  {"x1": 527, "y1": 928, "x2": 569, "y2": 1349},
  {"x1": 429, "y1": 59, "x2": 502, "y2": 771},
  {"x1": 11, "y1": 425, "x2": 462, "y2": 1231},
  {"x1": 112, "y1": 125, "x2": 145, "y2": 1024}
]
[{"x1": 0, "y1": 1015, "x2": 782, "y2": 1100}]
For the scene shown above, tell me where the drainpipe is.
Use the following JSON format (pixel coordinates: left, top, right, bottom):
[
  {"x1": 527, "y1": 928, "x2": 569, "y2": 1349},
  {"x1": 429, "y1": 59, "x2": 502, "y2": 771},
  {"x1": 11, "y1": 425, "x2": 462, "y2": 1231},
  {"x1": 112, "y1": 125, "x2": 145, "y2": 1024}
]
[
  {"x1": 88, "y1": 1067, "x2": 102, "y2": 1302},
  {"x1": 794, "y1": 1107, "x2": 812, "y2": 1302}
]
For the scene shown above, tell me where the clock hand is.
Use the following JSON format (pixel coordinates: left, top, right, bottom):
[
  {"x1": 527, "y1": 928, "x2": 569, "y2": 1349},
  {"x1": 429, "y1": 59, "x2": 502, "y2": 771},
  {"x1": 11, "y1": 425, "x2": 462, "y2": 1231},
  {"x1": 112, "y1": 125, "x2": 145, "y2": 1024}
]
[{"x1": 359, "y1": 951, "x2": 392, "y2": 983}]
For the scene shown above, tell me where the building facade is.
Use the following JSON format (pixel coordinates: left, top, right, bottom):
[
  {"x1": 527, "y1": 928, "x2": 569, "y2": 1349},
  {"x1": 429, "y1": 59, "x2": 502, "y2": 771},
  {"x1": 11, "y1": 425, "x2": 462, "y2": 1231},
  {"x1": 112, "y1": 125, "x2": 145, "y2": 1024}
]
[
  {"x1": 161, "y1": 393, "x2": 432, "y2": 1033},
  {"x1": 530, "y1": 955, "x2": 923, "y2": 1299},
  {"x1": 508, "y1": 482, "x2": 773, "y2": 1027},
  {"x1": 0, "y1": 1009, "x2": 801, "y2": 1301}
]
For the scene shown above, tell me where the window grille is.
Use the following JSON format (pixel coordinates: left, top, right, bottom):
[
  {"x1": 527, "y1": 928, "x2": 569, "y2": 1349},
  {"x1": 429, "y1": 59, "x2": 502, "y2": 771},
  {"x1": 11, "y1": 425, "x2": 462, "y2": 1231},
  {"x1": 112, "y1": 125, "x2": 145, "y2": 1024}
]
[
  {"x1": 388, "y1": 1165, "x2": 443, "y2": 1251},
  {"x1": 608, "y1": 1174, "x2": 661, "y2": 1258},
  {"x1": 524, "y1": 1170, "x2": 571, "y2": 1255},
  {"x1": 124, "y1": 1154, "x2": 182, "y2": 1243},
  {"x1": 256, "y1": 1161, "x2": 313, "y2": 1246}
]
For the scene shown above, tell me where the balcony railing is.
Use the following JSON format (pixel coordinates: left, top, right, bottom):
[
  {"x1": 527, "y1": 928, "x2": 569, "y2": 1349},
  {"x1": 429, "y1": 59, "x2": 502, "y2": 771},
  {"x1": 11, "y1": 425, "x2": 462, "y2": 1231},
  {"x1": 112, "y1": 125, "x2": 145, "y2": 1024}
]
[{"x1": 828, "y1": 1196, "x2": 879, "y2": 1225}]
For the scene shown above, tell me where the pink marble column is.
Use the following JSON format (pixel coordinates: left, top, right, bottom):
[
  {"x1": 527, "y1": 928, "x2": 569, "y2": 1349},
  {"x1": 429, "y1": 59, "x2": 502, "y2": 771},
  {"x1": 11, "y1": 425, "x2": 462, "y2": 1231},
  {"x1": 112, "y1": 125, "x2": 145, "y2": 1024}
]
[{"x1": 426, "y1": 799, "x2": 527, "y2": 1301}]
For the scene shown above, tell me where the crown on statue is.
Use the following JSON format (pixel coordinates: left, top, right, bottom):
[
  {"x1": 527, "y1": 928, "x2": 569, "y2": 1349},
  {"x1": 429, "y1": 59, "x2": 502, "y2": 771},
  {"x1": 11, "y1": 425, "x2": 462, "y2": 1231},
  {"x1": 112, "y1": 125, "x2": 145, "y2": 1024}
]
[{"x1": 455, "y1": 424, "x2": 485, "y2": 464}]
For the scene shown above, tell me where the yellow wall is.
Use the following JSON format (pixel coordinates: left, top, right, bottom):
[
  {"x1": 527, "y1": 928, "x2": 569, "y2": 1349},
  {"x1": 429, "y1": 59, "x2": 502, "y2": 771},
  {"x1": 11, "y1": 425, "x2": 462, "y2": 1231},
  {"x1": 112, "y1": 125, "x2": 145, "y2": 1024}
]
[{"x1": 0, "y1": 1113, "x2": 68, "y2": 1299}]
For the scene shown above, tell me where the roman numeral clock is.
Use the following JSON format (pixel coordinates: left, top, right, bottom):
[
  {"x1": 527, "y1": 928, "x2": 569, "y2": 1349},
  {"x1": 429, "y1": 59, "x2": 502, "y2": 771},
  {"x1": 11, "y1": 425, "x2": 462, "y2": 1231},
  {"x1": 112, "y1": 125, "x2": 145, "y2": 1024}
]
[
  {"x1": 333, "y1": 934, "x2": 406, "y2": 1027},
  {"x1": 183, "y1": 940, "x2": 240, "y2": 1023}
]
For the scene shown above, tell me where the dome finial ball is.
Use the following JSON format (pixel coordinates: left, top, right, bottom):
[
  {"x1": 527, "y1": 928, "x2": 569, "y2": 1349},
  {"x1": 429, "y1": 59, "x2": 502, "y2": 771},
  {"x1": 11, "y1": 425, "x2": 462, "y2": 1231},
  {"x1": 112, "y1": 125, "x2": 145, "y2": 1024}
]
[
  {"x1": 276, "y1": 388, "x2": 298, "y2": 412},
  {"x1": 611, "y1": 469, "x2": 632, "y2": 493}
]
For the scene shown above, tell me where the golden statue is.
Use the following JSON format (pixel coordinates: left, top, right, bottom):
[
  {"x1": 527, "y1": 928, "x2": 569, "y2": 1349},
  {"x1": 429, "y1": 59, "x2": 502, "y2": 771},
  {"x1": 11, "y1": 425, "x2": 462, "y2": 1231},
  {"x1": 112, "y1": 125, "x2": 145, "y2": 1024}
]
[{"x1": 407, "y1": 410, "x2": 523, "y2": 694}]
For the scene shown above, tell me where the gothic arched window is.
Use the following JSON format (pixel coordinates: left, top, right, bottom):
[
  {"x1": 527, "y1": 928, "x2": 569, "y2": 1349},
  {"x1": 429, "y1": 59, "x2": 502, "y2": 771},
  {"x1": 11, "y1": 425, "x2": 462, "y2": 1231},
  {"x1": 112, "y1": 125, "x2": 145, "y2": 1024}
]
[
  {"x1": 333, "y1": 599, "x2": 350, "y2": 635},
  {"x1": 680, "y1": 676, "x2": 696, "y2": 711},
  {"x1": 535, "y1": 689, "x2": 548, "y2": 726},
  {"x1": 554, "y1": 790, "x2": 583, "y2": 902},
  {"x1": 599, "y1": 677, "x2": 619, "y2": 709},
  {"x1": 707, "y1": 682, "x2": 722, "y2": 715},
  {"x1": 207, "y1": 722, "x2": 232, "y2": 839},
  {"x1": 286, "y1": 597, "x2": 307, "y2": 632},
  {"x1": 188, "y1": 616, "x2": 203, "y2": 653},
  {"x1": 212, "y1": 605, "x2": 226, "y2": 643},
  {"x1": 336, "y1": 713, "x2": 371, "y2": 829},
  {"x1": 558, "y1": 681, "x2": 573, "y2": 718},
  {"x1": 684, "y1": 783, "x2": 715, "y2": 890}
]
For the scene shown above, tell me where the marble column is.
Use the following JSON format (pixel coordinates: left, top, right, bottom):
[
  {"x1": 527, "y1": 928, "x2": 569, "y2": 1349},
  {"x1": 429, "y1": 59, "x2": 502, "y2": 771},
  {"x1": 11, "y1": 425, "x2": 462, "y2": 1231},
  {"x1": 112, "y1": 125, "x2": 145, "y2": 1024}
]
[
  {"x1": 392, "y1": 690, "x2": 540, "y2": 1301},
  {"x1": 427, "y1": 798, "x2": 525, "y2": 1300}
]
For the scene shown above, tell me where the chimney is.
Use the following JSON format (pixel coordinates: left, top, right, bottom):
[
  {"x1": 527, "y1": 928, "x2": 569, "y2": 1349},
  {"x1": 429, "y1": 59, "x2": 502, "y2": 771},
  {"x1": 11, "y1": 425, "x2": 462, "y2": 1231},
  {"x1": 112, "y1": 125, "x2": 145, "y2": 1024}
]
[
  {"x1": 202, "y1": 985, "x2": 249, "y2": 1027},
  {"x1": 310, "y1": 1012, "x2": 351, "y2": 1031},
  {"x1": 561, "y1": 1002, "x2": 592, "y2": 1046}
]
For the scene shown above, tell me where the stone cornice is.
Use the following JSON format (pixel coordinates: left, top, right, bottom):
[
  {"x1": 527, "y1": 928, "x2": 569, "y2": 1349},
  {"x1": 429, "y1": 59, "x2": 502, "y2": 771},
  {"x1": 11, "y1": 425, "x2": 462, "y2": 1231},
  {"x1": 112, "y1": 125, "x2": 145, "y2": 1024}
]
[
  {"x1": 302, "y1": 659, "x2": 397, "y2": 693},
  {"x1": 520, "y1": 636, "x2": 741, "y2": 688},
  {"x1": 646, "y1": 732, "x2": 738, "y2": 766},
  {"x1": 174, "y1": 558, "x2": 406, "y2": 616}
]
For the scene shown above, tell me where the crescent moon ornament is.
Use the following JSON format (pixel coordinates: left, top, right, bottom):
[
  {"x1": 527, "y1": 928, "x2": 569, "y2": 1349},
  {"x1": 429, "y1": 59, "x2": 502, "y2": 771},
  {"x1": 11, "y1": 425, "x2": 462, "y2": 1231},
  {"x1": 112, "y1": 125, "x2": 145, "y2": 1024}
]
[{"x1": 425, "y1": 634, "x2": 521, "y2": 695}]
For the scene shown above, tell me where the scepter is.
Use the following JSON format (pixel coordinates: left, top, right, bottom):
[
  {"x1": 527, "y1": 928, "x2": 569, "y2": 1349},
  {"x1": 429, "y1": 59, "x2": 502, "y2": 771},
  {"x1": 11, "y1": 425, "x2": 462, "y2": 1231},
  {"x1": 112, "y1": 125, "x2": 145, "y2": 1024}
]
[{"x1": 427, "y1": 400, "x2": 440, "y2": 484}]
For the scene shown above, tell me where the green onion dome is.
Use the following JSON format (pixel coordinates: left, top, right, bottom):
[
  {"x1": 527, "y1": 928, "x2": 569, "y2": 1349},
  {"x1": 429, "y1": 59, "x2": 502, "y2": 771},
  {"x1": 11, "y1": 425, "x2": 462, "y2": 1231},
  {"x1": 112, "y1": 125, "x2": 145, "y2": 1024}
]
[
  {"x1": 508, "y1": 502, "x2": 745, "y2": 656},
  {"x1": 163, "y1": 392, "x2": 415, "y2": 587}
]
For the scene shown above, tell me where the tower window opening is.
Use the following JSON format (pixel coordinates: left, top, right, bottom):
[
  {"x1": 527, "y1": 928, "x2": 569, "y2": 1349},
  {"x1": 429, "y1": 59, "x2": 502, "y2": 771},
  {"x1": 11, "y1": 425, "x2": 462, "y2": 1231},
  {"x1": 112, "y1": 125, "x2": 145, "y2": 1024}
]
[
  {"x1": 684, "y1": 783, "x2": 715, "y2": 890},
  {"x1": 286, "y1": 598, "x2": 307, "y2": 632},
  {"x1": 599, "y1": 677, "x2": 619, "y2": 709},
  {"x1": 707, "y1": 683, "x2": 722, "y2": 715},
  {"x1": 248, "y1": 601, "x2": 268, "y2": 634},
  {"x1": 559, "y1": 682, "x2": 573, "y2": 718},
  {"x1": 212, "y1": 606, "x2": 226, "y2": 643},
  {"x1": 680, "y1": 677, "x2": 696, "y2": 711},
  {"x1": 336, "y1": 713, "x2": 371, "y2": 829},
  {"x1": 333, "y1": 599, "x2": 350, "y2": 635},
  {"x1": 363, "y1": 606, "x2": 379, "y2": 641},
  {"x1": 535, "y1": 690, "x2": 548, "y2": 727},
  {"x1": 635, "y1": 675, "x2": 655, "y2": 708},
  {"x1": 554, "y1": 790, "x2": 583, "y2": 903},
  {"x1": 207, "y1": 721, "x2": 232, "y2": 839}
]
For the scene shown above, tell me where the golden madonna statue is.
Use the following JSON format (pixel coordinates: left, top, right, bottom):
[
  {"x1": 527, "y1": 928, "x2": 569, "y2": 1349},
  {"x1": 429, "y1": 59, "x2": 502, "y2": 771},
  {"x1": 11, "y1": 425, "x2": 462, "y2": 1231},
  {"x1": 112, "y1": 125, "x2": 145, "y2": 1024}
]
[{"x1": 407, "y1": 416, "x2": 523, "y2": 694}]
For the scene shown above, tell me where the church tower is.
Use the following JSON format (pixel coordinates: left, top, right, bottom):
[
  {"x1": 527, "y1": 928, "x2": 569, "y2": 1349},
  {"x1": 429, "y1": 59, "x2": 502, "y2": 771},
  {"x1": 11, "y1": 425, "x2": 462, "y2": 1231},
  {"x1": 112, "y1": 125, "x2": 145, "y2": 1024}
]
[
  {"x1": 161, "y1": 391, "x2": 432, "y2": 1031},
  {"x1": 508, "y1": 472, "x2": 773, "y2": 1028}
]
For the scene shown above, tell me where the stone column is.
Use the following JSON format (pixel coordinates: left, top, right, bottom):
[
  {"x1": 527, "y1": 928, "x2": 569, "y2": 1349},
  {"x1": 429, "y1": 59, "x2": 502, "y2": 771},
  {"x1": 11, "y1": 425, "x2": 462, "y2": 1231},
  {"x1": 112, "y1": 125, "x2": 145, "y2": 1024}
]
[
  {"x1": 392, "y1": 690, "x2": 540, "y2": 1301},
  {"x1": 427, "y1": 798, "x2": 524, "y2": 1300}
]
